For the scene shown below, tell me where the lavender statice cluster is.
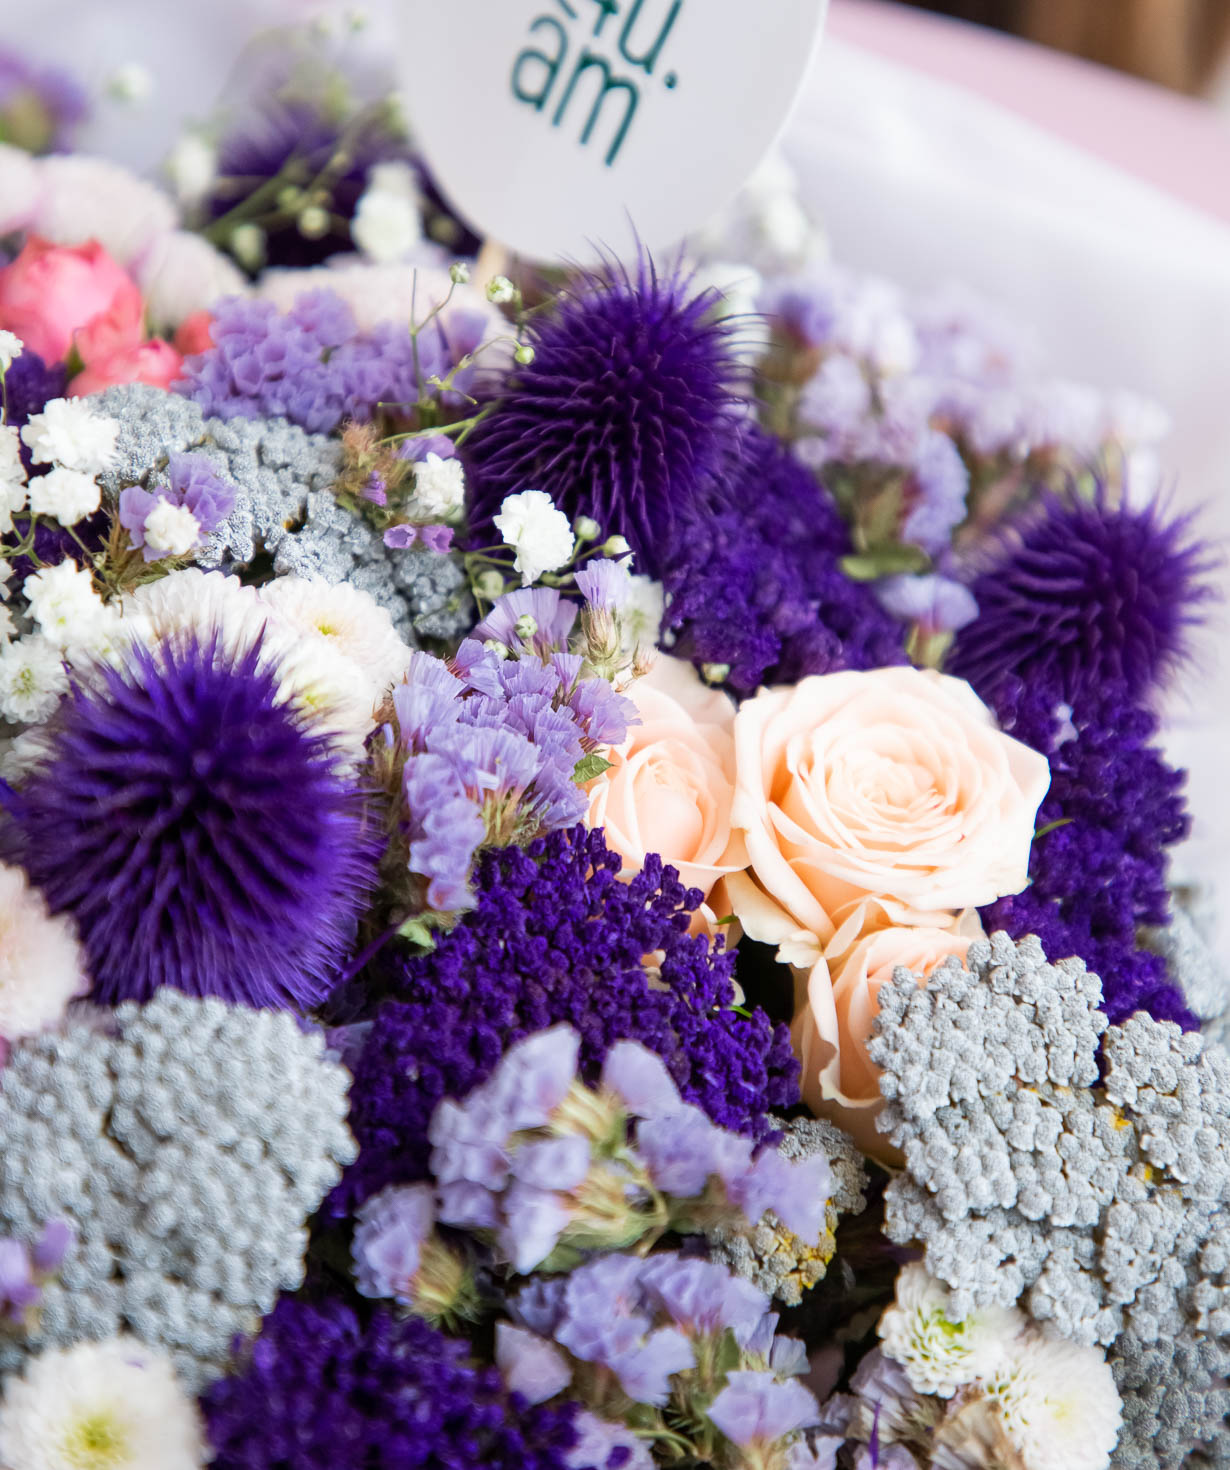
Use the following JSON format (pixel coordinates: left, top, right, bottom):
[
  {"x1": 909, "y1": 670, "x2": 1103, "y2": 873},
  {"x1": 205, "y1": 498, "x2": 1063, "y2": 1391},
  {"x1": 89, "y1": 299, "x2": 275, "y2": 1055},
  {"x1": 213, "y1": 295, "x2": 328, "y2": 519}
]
[
  {"x1": 117, "y1": 450, "x2": 237, "y2": 561},
  {"x1": 504, "y1": 1251, "x2": 822, "y2": 1470},
  {"x1": 90, "y1": 381, "x2": 471, "y2": 643},
  {"x1": 868, "y1": 931, "x2": 1230, "y2": 1468},
  {"x1": 422, "y1": 1026, "x2": 830, "y2": 1275},
  {"x1": 0, "y1": 989, "x2": 356, "y2": 1390},
  {"x1": 383, "y1": 585, "x2": 634, "y2": 912},
  {"x1": 330, "y1": 826, "x2": 799, "y2": 1218},
  {"x1": 0, "y1": 1221, "x2": 72, "y2": 1329},
  {"x1": 176, "y1": 288, "x2": 489, "y2": 435}
]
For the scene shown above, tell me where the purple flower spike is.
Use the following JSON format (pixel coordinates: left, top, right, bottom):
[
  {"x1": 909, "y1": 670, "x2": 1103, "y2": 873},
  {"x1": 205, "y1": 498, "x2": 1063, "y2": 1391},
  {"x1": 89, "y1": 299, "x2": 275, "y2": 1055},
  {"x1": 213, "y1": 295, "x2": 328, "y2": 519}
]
[
  {"x1": 601, "y1": 1041, "x2": 684, "y2": 1119},
  {"x1": 31, "y1": 1219, "x2": 73, "y2": 1275},
  {"x1": 707, "y1": 1371, "x2": 821, "y2": 1448},
  {"x1": 352, "y1": 1183, "x2": 436, "y2": 1303},
  {"x1": 874, "y1": 573, "x2": 978, "y2": 635},
  {"x1": 574, "y1": 558, "x2": 632, "y2": 612},
  {"x1": 474, "y1": 587, "x2": 578, "y2": 655},
  {"x1": 495, "y1": 1322, "x2": 574, "y2": 1405},
  {"x1": 638, "y1": 1256, "x2": 768, "y2": 1339}
]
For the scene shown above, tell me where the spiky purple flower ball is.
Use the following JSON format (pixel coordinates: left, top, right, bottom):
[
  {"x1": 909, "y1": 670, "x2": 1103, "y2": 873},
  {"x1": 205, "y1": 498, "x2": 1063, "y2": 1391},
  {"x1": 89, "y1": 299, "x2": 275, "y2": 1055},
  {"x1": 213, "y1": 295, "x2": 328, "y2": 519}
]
[
  {"x1": 7, "y1": 635, "x2": 374, "y2": 1009},
  {"x1": 464, "y1": 259, "x2": 746, "y2": 577},
  {"x1": 948, "y1": 492, "x2": 1212, "y2": 709}
]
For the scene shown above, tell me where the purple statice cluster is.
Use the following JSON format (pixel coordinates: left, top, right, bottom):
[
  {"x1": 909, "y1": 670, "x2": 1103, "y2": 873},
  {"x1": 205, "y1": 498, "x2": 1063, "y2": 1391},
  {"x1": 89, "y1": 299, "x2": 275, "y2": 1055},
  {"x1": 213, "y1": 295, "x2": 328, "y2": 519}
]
[
  {"x1": 5, "y1": 632, "x2": 376, "y2": 1010},
  {"x1": 948, "y1": 493, "x2": 1211, "y2": 1027},
  {"x1": 423, "y1": 1026, "x2": 828, "y2": 1273},
  {"x1": 0, "y1": 1220, "x2": 72, "y2": 1326},
  {"x1": 663, "y1": 428, "x2": 908, "y2": 694},
  {"x1": 201, "y1": 1294, "x2": 587, "y2": 1470},
  {"x1": 503, "y1": 1250, "x2": 820, "y2": 1468},
  {"x1": 327, "y1": 825, "x2": 799, "y2": 1218},
  {"x1": 176, "y1": 288, "x2": 489, "y2": 435},
  {"x1": 465, "y1": 257, "x2": 749, "y2": 581},
  {"x1": 117, "y1": 450, "x2": 237, "y2": 561},
  {"x1": 386, "y1": 589, "x2": 634, "y2": 912}
]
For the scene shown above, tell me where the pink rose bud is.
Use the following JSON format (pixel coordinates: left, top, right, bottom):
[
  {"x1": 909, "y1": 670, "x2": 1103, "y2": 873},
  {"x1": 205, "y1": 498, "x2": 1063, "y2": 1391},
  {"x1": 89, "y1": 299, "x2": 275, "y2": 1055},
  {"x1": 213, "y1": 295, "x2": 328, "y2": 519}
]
[
  {"x1": 69, "y1": 338, "x2": 184, "y2": 397},
  {"x1": 0, "y1": 236, "x2": 140, "y2": 365}
]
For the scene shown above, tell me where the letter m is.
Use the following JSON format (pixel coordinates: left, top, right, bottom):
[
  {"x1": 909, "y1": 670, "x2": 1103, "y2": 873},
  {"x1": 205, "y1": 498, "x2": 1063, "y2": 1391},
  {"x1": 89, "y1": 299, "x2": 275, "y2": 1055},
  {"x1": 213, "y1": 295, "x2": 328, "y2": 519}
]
[{"x1": 552, "y1": 48, "x2": 639, "y2": 166}]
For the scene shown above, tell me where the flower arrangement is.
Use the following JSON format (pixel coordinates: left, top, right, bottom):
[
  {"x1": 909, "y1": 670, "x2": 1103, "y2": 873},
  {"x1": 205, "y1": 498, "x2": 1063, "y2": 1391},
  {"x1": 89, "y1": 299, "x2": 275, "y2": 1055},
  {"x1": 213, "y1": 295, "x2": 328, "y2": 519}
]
[{"x1": 0, "y1": 32, "x2": 1220, "y2": 1470}]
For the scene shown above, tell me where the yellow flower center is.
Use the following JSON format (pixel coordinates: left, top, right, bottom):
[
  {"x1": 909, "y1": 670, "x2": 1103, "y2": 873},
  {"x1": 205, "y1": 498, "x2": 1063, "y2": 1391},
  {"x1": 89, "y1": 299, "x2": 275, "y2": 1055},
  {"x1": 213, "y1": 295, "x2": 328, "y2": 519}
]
[{"x1": 61, "y1": 1409, "x2": 130, "y2": 1470}]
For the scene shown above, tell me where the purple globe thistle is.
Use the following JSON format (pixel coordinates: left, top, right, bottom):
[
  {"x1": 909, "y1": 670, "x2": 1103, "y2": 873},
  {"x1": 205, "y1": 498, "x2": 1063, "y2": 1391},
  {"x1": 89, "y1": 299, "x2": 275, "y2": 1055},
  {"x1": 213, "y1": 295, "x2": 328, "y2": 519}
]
[
  {"x1": 663, "y1": 428, "x2": 907, "y2": 694},
  {"x1": 948, "y1": 491, "x2": 1213, "y2": 711},
  {"x1": 4, "y1": 634, "x2": 375, "y2": 1009},
  {"x1": 201, "y1": 1294, "x2": 583, "y2": 1469},
  {"x1": 326, "y1": 825, "x2": 798, "y2": 1218},
  {"x1": 464, "y1": 257, "x2": 747, "y2": 577},
  {"x1": 206, "y1": 99, "x2": 412, "y2": 271}
]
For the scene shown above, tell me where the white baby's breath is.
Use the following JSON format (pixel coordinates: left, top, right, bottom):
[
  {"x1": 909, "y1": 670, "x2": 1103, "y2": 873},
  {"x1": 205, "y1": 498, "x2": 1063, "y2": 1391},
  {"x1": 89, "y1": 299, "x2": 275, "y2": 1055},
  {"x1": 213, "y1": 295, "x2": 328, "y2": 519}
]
[
  {"x1": 26, "y1": 468, "x2": 101, "y2": 527},
  {"x1": 494, "y1": 489, "x2": 575, "y2": 586},
  {"x1": 21, "y1": 399, "x2": 119, "y2": 475}
]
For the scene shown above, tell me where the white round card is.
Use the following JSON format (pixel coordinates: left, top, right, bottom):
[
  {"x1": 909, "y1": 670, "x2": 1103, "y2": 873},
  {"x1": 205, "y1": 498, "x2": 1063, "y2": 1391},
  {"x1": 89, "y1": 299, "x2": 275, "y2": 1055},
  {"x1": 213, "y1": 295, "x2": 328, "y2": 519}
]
[{"x1": 398, "y1": 0, "x2": 830, "y2": 263}]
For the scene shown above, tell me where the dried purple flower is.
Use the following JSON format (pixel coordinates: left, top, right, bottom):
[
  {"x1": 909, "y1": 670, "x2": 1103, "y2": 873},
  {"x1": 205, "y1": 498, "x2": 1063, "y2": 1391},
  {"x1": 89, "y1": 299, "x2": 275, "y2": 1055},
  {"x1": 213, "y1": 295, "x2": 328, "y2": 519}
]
[
  {"x1": 707, "y1": 1370, "x2": 821, "y2": 1449},
  {"x1": 352, "y1": 1184, "x2": 437, "y2": 1304}
]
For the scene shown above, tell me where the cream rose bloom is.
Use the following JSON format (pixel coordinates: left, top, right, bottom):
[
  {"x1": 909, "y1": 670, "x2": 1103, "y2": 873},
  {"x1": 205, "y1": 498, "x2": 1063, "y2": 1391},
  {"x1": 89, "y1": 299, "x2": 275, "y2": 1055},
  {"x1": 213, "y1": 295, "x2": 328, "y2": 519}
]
[
  {"x1": 723, "y1": 667, "x2": 1050, "y2": 962},
  {"x1": 587, "y1": 654, "x2": 748, "y2": 904},
  {"x1": 793, "y1": 915, "x2": 981, "y2": 1152}
]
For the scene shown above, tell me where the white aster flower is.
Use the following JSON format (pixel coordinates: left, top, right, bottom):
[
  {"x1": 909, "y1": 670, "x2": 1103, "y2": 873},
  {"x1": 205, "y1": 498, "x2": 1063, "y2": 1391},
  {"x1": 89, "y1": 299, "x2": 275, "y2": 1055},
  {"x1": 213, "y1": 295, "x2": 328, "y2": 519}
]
[
  {"x1": 494, "y1": 490, "x2": 575, "y2": 586},
  {"x1": 134, "y1": 230, "x2": 247, "y2": 329},
  {"x1": 122, "y1": 567, "x2": 271, "y2": 657},
  {"x1": 28, "y1": 155, "x2": 177, "y2": 267},
  {"x1": 23, "y1": 561, "x2": 105, "y2": 650},
  {"x1": 21, "y1": 399, "x2": 119, "y2": 475},
  {"x1": 142, "y1": 500, "x2": 201, "y2": 558},
  {"x1": 267, "y1": 636, "x2": 377, "y2": 753},
  {"x1": 411, "y1": 452, "x2": 465, "y2": 519},
  {"x1": 985, "y1": 1331, "x2": 1121, "y2": 1470},
  {"x1": 0, "y1": 330, "x2": 23, "y2": 371},
  {"x1": 0, "y1": 636, "x2": 69, "y2": 724},
  {"x1": 351, "y1": 162, "x2": 422, "y2": 263},
  {"x1": 0, "y1": 862, "x2": 87, "y2": 1041},
  {"x1": 259, "y1": 577, "x2": 413, "y2": 711},
  {"x1": 0, "y1": 1335, "x2": 207, "y2": 1470},
  {"x1": 879, "y1": 1264, "x2": 1021, "y2": 1399},
  {"x1": 164, "y1": 133, "x2": 218, "y2": 204},
  {"x1": 26, "y1": 468, "x2": 101, "y2": 527}
]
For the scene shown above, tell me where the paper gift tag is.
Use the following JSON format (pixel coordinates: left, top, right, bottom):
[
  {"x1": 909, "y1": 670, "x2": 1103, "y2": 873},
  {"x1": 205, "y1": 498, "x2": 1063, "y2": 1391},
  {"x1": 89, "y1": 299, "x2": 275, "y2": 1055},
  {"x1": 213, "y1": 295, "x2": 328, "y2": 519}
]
[{"x1": 398, "y1": 0, "x2": 829, "y2": 263}]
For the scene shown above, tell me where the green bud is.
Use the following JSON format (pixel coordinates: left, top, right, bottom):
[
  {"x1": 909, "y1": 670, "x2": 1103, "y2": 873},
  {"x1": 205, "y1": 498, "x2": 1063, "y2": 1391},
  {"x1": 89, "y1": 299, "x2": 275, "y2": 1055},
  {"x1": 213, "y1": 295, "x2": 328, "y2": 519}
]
[
  {"x1": 514, "y1": 613, "x2": 538, "y2": 640},
  {"x1": 449, "y1": 261, "x2": 471, "y2": 285},
  {"x1": 574, "y1": 516, "x2": 601, "y2": 541},
  {"x1": 514, "y1": 343, "x2": 536, "y2": 365},
  {"x1": 475, "y1": 569, "x2": 506, "y2": 600},
  {"x1": 297, "y1": 205, "x2": 331, "y2": 240}
]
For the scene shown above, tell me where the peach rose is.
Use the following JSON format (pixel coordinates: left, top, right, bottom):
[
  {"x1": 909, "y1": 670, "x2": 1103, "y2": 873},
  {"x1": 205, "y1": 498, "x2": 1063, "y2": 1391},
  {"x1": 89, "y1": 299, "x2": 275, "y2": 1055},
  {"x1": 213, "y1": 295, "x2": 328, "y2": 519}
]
[
  {"x1": 723, "y1": 667, "x2": 1050, "y2": 961},
  {"x1": 0, "y1": 237, "x2": 138, "y2": 364},
  {"x1": 792, "y1": 916, "x2": 980, "y2": 1152},
  {"x1": 587, "y1": 654, "x2": 748, "y2": 906},
  {"x1": 70, "y1": 338, "x2": 184, "y2": 397}
]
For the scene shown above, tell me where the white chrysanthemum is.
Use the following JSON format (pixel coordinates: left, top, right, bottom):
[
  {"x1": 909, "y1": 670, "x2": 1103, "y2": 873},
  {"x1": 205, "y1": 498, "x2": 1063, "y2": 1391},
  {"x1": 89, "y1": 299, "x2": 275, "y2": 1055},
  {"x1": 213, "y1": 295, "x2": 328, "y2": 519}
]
[
  {"x1": 23, "y1": 561, "x2": 104, "y2": 651},
  {"x1": 494, "y1": 490, "x2": 575, "y2": 586},
  {"x1": 21, "y1": 399, "x2": 119, "y2": 475},
  {"x1": 0, "y1": 144, "x2": 39, "y2": 234},
  {"x1": 411, "y1": 452, "x2": 465, "y2": 519},
  {"x1": 0, "y1": 863, "x2": 87, "y2": 1041},
  {"x1": 28, "y1": 155, "x2": 177, "y2": 266},
  {"x1": 879, "y1": 1264, "x2": 1021, "y2": 1399},
  {"x1": 352, "y1": 162, "x2": 422, "y2": 263},
  {"x1": 0, "y1": 636, "x2": 69, "y2": 724},
  {"x1": 26, "y1": 468, "x2": 101, "y2": 527},
  {"x1": 0, "y1": 1335, "x2": 207, "y2": 1470},
  {"x1": 134, "y1": 229, "x2": 247, "y2": 329},
  {"x1": 985, "y1": 1331, "x2": 1121, "y2": 1470},
  {"x1": 259, "y1": 577, "x2": 413, "y2": 709},
  {"x1": 0, "y1": 330, "x2": 23, "y2": 371},
  {"x1": 266, "y1": 635, "x2": 376, "y2": 752},
  {"x1": 142, "y1": 500, "x2": 201, "y2": 557},
  {"x1": 123, "y1": 567, "x2": 272, "y2": 656}
]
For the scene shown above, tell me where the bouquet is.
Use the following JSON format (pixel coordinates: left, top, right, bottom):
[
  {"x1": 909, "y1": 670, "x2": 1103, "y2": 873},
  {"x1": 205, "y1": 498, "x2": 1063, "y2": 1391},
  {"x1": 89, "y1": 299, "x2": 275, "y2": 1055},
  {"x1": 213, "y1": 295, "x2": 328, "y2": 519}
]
[{"x1": 0, "y1": 32, "x2": 1219, "y2": 1470}]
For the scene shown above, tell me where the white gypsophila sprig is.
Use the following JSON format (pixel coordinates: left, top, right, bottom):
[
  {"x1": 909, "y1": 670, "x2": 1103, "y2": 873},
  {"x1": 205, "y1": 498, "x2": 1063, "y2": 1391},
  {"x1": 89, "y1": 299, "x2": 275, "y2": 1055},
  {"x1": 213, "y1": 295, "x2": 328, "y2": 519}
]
[
  {"x1": 351, "y1": 162, "x2": 422, "y2": 264},
  {"x1": 0, "y1": 1335, "x2": 208, "y2": 1470},
  {"x1": 879, "y1": 1263, "x2": 1022, "y2": 1399},
  {"x1": 142, "y1": 500, "x2": 201, "y2": 558},
  {"x1": 411, "y1": 453, "x2": 466, "y2": 519},
  {"x1": 0, "y1": 331, "x2": 23, "y2": 371},
  {"x1": 0, "y1": 635, "x2": 69, "y2": 724},
  {"x1": 493, "y1": 489, "x2": 575, "y2": 586},
  {"x1": 26, "y1": 468, "x2": 101, "y2": 527},
  {"x1": 21, "y1": 400, "x2": 120, "y2": 475},
  {"x1": 985, "y1": 1331, "x2": 1122, "y2": 1470},
  {"x1": 22, "y1": 561, "x2": 104, "y2": 651},
  {"x1": 0, "y1": 425, "x2": 25, "y2": 485}
]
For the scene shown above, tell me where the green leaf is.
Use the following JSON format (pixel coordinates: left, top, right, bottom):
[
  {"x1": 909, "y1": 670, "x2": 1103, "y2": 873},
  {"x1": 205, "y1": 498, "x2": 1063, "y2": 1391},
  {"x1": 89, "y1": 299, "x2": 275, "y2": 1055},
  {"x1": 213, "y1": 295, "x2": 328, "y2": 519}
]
[
  {"x1": 573, "y1": 753, "x2": 613, "y2": 784},
  {"x1": 1034, "y1": 816, "x2": 1074, "y2": 840},
  {"x1": 840, "y1": 544, "x2": 930, "y2": 582}
]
